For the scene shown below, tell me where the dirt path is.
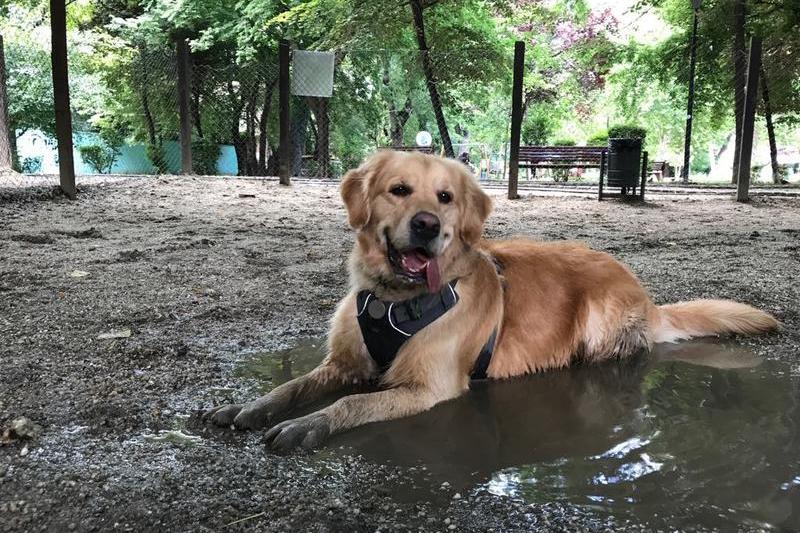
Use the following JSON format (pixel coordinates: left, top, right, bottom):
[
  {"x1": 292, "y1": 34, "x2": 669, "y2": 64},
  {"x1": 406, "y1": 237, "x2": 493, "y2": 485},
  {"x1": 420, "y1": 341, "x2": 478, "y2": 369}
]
[{"x1": 1, "y1": 177, "x2": 798, "y2": 532}]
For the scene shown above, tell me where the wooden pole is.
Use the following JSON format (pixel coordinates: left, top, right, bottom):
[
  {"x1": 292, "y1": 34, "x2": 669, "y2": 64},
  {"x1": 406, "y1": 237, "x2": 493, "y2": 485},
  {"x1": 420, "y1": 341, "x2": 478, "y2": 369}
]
[
  {"x1": 736, "y1": 37, "x2": 762, "y2": 203},
  {"x1": 176, "y1": 38, "x2": 192, "y2": 174},
  {"x1": 278, "y1": 39, "x2": 290, "y2": 186},
  {"x1": 508, "y1": 41, "x2": 525, "y2": 200},
  {"x1": 50, "y1": 0, "x2": 75, "y2": 199}
]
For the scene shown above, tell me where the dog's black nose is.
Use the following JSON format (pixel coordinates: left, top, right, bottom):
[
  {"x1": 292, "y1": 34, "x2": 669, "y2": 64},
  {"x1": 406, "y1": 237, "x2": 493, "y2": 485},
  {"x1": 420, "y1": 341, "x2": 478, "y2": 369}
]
[{"x1": 410, "y1": 211, "x2": 440, "y2": 242}]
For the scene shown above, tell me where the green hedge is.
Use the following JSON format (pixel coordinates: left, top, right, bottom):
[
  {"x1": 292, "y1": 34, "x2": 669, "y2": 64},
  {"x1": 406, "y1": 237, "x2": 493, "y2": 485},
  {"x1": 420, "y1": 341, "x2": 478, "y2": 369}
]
[
  {"x1": 586, "y1": 132, "x2": 608, "y2": 146},
  {"x1": 608, "y1": 124, "x2": 647, "y2": 141}
]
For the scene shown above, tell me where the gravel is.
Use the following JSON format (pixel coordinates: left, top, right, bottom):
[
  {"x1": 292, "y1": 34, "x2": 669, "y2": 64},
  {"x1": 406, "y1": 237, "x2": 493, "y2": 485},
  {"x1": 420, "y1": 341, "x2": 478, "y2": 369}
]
[{"x1": 1, "y1": 176, "x2": 798, "y2": 532}]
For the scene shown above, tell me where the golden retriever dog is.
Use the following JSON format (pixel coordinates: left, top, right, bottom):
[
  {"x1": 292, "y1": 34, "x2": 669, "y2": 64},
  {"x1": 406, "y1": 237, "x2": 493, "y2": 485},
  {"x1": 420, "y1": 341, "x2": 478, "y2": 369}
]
[{"x1": 205, "y1": 150, "x2": 778, "y2": 451}]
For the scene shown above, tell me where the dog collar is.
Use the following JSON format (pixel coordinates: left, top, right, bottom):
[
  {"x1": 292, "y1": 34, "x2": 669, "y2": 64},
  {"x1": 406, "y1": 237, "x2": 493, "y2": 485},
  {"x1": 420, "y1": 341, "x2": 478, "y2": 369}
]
[{"x1": 356, "y1": 281, "x2": 494, "y2": 380}]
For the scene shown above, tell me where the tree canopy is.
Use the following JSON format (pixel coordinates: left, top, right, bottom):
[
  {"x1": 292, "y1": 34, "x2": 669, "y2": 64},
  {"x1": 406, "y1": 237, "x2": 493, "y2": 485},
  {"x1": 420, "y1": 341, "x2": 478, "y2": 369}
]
[{"x1": 0, "y1": 0, "x2": 798, "y2": 177}]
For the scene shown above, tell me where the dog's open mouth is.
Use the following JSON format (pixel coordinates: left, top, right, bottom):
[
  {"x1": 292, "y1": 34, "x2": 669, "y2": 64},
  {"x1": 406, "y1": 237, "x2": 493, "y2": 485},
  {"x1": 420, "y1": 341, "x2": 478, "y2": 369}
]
[{"x1": 386, "y1": 237, "x2": 441, "y2": 293}]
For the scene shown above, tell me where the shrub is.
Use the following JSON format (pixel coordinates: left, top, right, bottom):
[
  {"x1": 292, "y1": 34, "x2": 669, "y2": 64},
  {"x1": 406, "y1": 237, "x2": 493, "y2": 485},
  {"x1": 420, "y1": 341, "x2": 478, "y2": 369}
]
[
  {"x1": 21, "y1": 156, "x2": 43, "y2": 174},
  {"x1": 192, "y1": 138, "x2": 220, "y2": 175},
  {"x1": 521, "y1": 112, "x2": 556, "y2": 145},
  {"x1": 146, "y1": 144, "x2": 169, "y2": 174},
  {"x1": 79, "y1": 144, "x2": 117, "y2": 174},
  {"x1": 586, "y1": 132, "x2": 608, "y2": 146},
  {"x1": 608, "y1": 124, "x2": 647, "y2": 141},
  {"x1": 552, "y1": 138, "x2": 576, "y2": 146}
]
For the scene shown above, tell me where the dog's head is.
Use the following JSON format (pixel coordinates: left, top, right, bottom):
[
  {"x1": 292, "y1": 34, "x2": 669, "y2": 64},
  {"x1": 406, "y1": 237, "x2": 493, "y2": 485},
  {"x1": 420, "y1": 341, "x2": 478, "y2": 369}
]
[{"x1": 341, "y1": 150, "x2": 491, "y2": 294}]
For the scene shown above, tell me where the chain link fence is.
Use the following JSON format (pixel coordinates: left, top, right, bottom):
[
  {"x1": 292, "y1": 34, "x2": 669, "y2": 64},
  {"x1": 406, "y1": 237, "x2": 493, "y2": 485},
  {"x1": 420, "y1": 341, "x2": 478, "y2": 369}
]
[{"x1": 0, "y1": 41, "x2": 513, "y2": 198}]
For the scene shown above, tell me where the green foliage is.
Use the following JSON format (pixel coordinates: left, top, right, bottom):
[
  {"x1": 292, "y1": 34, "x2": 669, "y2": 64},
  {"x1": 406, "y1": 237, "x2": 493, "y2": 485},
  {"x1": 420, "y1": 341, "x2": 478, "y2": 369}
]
[
  {"x1": 608, "y1": 124, "x2": 647, "y2": 141},
  {"x1": 79, "y1": 144, "x2": 118, "y2": 174},
  {"x1": 191, "y1": 138, "x2": 221, "y2": 175},
  {"x1": 586, "y1": 132, "x2": 608, "y2": 146},
  {"x1": 552, "y1": 138, "x2": 576, "y2": 146},
  {"x1": 5, "y1": 34, "x2": 55, "y2": 138},
  {"x1": 20, "y1": 156, "x2": 42, "y2": 174},
  {"x1": 93, "y1": 114, "x2": 130, "y2": 152},
  {"x1": 146, "y1": 144, "x2": 169, "y2": 174},
  {"x1": 521, "y1": 107, "x2": 557, "y2": 145},
  {"x1": 690, "y1": 146, "x2": 710, "y2": 175}
]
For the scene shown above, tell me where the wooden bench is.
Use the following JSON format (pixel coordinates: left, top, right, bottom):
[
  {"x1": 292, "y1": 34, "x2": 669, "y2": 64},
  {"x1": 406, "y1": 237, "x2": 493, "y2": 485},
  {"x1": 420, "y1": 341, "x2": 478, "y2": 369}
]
[
  {"x1": 519, "y1": 146, "x2": 607, "y2": 181},
  {"x1": 518, "y1": 145, "x2": 646, "y2": 201},
  {"x1": 648, "y1": 160, "x2": 671, "y2": 182}
]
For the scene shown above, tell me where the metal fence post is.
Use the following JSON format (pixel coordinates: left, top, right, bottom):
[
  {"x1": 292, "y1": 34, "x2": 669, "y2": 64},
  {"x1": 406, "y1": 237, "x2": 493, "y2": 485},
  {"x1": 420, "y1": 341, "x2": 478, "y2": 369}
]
[
  {"x1": 278, "y1": 39, "x2": 291, "y2": 186},
  {"x1": 736, "y1": 36, "x2": 762, "y2": 203},
  {"x1": 50, "y1": 0, "x2": 76, "y2": 199},
  {"x1": 176, "y1": 38, "x2": 193, "y2": 174},
  {"x1": 508, "y1": 41, "x2": 525, "y2": 200}
]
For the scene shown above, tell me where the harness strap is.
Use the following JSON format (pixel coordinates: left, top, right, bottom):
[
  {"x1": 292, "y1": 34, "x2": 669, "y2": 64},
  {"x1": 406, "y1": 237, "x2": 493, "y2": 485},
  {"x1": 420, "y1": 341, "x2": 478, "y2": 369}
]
[{"x1": 356, "y1": 281, "x2": 496, "y2": 380}]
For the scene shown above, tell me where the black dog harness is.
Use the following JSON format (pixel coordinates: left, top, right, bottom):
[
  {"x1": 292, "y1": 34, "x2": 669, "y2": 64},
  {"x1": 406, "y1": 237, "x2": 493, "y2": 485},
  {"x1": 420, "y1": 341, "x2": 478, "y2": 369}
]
[{"x1": 356, "y1": 281, "x2": 496, "y2": 380}]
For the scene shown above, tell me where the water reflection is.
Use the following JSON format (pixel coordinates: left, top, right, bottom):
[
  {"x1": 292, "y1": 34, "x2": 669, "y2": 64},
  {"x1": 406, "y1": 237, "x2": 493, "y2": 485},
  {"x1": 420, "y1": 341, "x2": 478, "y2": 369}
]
[
  {"x1": 329, "y1": 340, "x2": 799, "y2": 530},
  {"x1": 239, "y1": 338, "x2": 800, "y2": 530}
]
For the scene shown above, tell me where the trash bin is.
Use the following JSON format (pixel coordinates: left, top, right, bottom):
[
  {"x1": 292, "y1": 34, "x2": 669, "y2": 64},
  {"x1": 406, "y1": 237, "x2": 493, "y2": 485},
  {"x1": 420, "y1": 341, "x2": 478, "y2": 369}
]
[{"x1": 606, "y1": 138, "x2": 642, "y2": 187}]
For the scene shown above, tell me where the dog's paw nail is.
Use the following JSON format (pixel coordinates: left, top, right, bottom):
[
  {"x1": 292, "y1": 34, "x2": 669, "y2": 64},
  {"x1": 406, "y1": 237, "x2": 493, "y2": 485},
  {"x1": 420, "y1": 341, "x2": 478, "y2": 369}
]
[{"x1": 205, "y1": 404, "x2": 243, "y2": 427}]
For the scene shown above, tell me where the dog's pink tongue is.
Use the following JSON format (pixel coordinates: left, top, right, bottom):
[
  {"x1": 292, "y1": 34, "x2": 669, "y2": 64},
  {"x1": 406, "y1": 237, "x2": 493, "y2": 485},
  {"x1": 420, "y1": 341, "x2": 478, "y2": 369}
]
[
  {"x1": 400, "y1": 252, "x2": 440, "y2": 293},
  {"x1": 425, "y1": 257, "x2": 440, "y2": 293}
]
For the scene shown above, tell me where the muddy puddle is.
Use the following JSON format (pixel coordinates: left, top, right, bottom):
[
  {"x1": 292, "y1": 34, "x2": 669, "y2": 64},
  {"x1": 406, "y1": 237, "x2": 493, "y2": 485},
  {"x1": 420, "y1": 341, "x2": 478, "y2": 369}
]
[{"x1": 238, "y1": 338, "x2": 800, "y2": 530}]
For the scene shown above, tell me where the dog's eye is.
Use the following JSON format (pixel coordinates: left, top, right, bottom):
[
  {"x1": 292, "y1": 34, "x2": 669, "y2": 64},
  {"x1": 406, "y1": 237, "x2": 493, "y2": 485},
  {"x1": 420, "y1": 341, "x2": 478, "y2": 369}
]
[
  {"x1": 390, "y1": 184, "x2": 411, "y2": 197},
  {"x1": 437, "y1": 191, "x2": 453, "y2": 204}
]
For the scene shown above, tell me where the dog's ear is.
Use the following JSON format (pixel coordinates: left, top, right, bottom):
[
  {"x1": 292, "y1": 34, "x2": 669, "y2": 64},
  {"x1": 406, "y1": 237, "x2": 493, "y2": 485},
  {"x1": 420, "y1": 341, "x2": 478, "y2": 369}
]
[
  {"x1": 340, "y1": 160, "x2": 373, "y2": 230},
  {"x1": 460, "y1": 171, "x2": 492, "y2": 245}
]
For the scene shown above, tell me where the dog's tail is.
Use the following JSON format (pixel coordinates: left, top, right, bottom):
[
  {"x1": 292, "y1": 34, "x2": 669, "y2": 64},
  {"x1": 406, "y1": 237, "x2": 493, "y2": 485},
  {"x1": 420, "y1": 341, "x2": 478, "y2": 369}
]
[{"x1": 648, "y1": 299, "x2": 779, "y2": 344}]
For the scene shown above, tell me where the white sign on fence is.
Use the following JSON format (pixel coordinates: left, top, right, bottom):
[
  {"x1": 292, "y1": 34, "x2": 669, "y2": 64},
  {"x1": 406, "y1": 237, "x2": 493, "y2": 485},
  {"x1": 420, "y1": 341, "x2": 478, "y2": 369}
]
[{"x1": 291, "y1": 50, "x2": 335, "y2": 98}]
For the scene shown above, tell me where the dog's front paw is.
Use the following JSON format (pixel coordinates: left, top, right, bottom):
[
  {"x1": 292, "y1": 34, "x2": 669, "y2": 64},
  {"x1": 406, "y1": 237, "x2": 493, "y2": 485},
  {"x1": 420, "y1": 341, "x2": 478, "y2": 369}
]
[
  {"x1": 231, "y1": 402, "x2": 274, "y2": 430},
  {"x1": 203, "y1": 401, "x2": 275, "y2": 430},
  {"x1": 203, "y1": 404, "x2": 244, "y2": 427},
  {"x1": 263, "y1": 412, "x2": 330, "y2": 452}
]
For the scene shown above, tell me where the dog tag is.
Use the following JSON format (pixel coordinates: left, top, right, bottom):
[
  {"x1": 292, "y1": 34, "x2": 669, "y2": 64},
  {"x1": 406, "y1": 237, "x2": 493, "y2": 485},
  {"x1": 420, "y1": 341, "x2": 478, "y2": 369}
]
[{"x1": 367, "y1": 299, "x2": 386, "y2": 319}]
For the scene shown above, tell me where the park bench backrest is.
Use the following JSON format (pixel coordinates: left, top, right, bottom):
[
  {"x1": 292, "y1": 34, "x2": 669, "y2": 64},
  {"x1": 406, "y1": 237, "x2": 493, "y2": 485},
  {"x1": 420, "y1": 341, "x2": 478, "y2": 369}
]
[{"x1": 518, "y1": 146, "x2": 606, "y2": 166}]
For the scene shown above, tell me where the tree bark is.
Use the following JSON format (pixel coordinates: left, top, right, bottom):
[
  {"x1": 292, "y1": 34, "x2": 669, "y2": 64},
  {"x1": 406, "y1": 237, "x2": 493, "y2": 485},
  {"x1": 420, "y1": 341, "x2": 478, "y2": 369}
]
[
  {"x1": 245, "y1": 79, "x2": 260, "y2": 175},
  {"x1": 192, "y1": 67, "x2": 204, "y2": 139},
  {"x1": 409, "y1": 0, "x2": 453, "y2": 157},
  {"x1": 389, "y1": 97, "x2": 413, "y2": 147},
  {"x1": 257, "y1": 78, "x2": 277, "y2": 175},
  {"x1": 760, "y1": 67, "x2": 780, "y2": 183},
  {"x1": 307, "y1": 97, "x2": 330, "y2": 177},
  {"x1": 136, "y1": 45, "x2": 157, "y2": 147},
  {"x1": 227, "y1": 77, "x2": 247, "y2": 175},
  {"x1": 0, "y1": 35, "x2": 13, "y2": 170},
  {"x1": 290, "y1": 98, "x2": 309, "y2": 176},
  {"x1": 731, "y1": 0, "x2": 747, "y2": 184}
]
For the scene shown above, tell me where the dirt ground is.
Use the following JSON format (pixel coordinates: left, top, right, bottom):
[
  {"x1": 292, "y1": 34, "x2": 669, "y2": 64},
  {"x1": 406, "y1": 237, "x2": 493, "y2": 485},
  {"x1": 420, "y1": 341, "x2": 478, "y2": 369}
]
[{"x1": 1, "y1": 176, "x2": 799, "y2": 532}]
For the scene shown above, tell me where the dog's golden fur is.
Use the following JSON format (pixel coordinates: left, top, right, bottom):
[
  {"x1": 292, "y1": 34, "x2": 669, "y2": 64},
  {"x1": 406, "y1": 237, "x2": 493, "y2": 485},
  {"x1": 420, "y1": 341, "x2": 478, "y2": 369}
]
[{"x1": 207, "y1": 150, "x2": 778, "y2": 451}]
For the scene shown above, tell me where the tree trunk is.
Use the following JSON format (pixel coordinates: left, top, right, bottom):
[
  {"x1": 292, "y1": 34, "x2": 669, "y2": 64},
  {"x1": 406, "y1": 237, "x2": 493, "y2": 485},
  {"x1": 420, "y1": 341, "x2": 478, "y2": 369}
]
[
  {"x1": 245, "y1": 80, "x2": 260, "y2": 175},
  {"x1": 192, "y1": 68, "x2": 204, "y2": 139},
  {"x1": 0, "y1": 35, "x2": 13, "y2": 170},
  {"x1": 137, "y1": 45, "x2": 158, "y2": 147},
  {"x1": 307, "y1": 96, "x2": 330, "y2": 177},
  {"x1": 227, "y1": 75, "x2": 247, "y2": 175},
  {"x1": 258, "y1": 78, "x2": 277, "y2": 175},
  {"x1": 290, "y1": 98, "x2": 309, "y2": 176},
  {"x1": 731, "y1": 0, "x2": 747, "y2": 184},
  {"x1": 409, "y1": 0, "x2": 453, "y2": 157},
  {"x1": 390, "y1": 98, "x2": 413, "y2": 147},
  {"x1": 760, "y1": 67, "x2": 780, "y2": 183}
]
